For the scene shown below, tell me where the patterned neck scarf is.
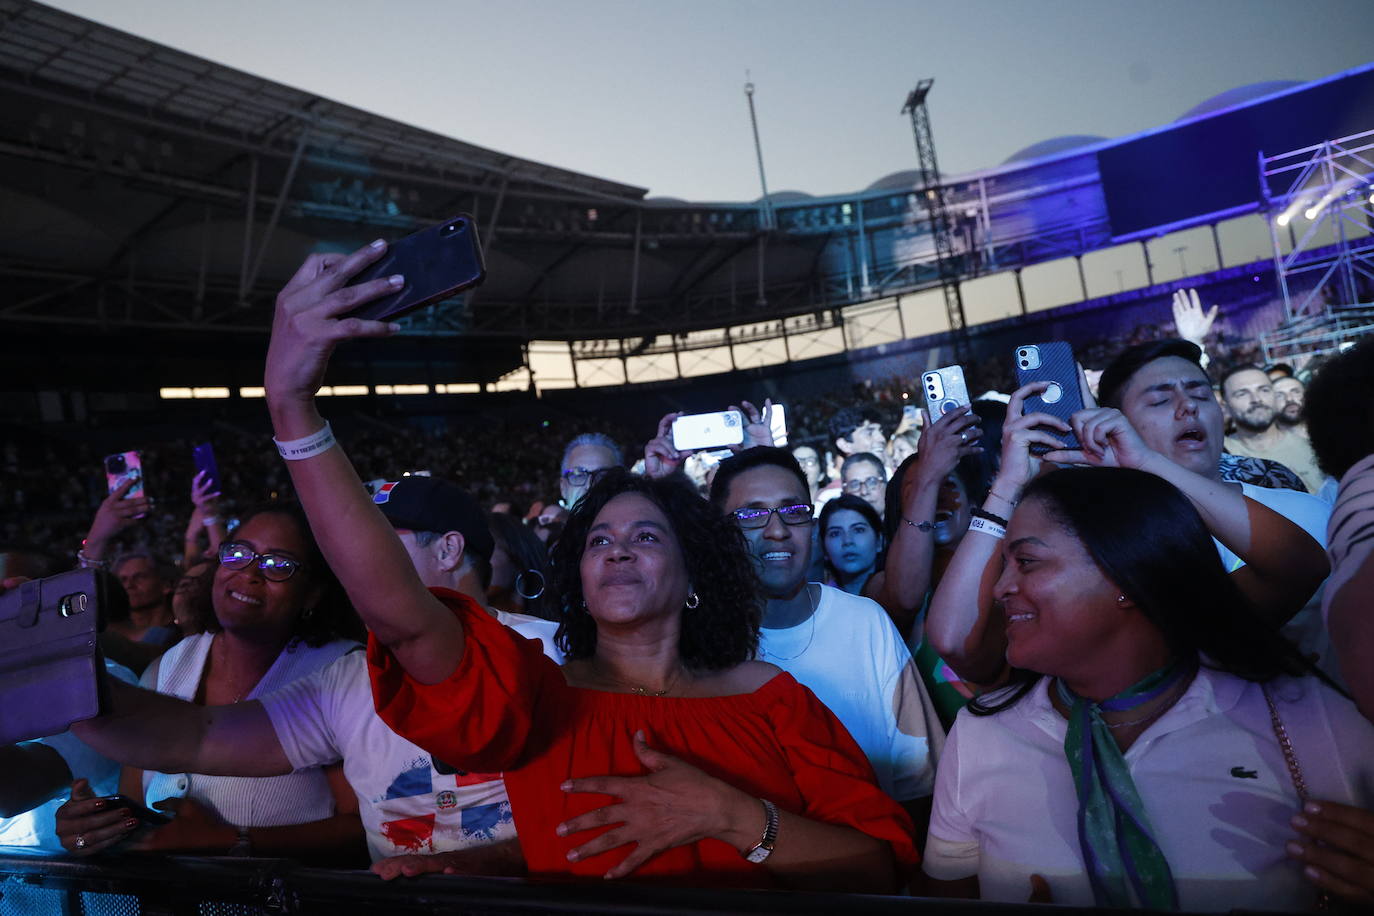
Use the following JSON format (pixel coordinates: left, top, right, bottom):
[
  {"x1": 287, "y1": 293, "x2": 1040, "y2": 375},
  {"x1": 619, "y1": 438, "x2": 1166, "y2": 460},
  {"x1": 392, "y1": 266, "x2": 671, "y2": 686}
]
[{"x1": 1056, "y1": 660, "x2": 1193, "y2": 910}]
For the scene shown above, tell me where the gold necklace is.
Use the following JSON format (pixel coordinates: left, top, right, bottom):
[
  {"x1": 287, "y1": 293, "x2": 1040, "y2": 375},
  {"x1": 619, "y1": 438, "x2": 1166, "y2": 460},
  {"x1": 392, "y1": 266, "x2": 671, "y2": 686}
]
[{"x1": 594, "y1": 665, "x2": 683, "y2": 697}]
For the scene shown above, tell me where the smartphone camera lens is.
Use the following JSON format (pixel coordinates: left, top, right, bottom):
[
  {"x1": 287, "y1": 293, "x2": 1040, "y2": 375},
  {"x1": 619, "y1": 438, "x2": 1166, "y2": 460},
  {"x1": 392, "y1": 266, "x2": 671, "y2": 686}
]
[
  {"x1": 105, "y1": 455, "x2": 126, "y2": 474},
  {"x1": 1020, "y1": 359, "x2": 1029, "y2": 368}
]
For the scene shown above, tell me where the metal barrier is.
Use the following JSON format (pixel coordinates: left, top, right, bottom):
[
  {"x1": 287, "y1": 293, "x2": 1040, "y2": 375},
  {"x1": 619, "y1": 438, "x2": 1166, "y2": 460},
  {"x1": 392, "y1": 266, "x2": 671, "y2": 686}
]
[{"x1": 0, "y1": 853, "x2": 1164, "y2": 916}]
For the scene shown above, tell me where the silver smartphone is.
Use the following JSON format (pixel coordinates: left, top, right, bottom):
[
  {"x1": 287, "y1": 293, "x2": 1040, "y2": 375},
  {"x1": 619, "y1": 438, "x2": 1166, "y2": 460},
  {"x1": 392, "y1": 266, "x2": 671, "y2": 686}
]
[{"x1": 922, "y1": 366, "x2": 971, "y2": 419}]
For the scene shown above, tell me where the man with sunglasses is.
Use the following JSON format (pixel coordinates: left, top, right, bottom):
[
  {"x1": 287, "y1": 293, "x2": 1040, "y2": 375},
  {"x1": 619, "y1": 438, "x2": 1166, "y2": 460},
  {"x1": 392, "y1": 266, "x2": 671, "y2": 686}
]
[{"x1": 710, "y1": 448, "x2": 945, "y2": 834}]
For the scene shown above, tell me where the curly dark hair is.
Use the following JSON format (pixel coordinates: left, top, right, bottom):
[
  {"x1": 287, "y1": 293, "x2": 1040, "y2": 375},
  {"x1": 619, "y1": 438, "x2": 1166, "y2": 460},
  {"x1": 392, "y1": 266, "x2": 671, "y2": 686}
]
[
  {"x1": 214, "y1": 501, "x2": 364, "y2": 647},
  {"x1": 549, "y1": 468, "x2": 761, "y2": 670}
]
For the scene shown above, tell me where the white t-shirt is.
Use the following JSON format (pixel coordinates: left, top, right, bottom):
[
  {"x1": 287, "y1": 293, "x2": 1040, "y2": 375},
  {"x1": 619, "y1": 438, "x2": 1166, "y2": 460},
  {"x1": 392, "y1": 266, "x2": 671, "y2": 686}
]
[
  {"x1": 757, "y1": 584, "x2": 944, "y2": 801},
  {"x1": 0, "y1": 661, "x2": 139, "y2": 852},
  {"x1": 924, "y1": 669, "x2": 1374, "y2": 911},
  {"x1": 261, "y1": 610, "x2": 563, "y2": 863},
  {"x1": 141, "y1": 633, "x2": 357, "y2": 826},
  {"x1": 1221, "y1": 484, "x2": 1334, "y2": 676}
]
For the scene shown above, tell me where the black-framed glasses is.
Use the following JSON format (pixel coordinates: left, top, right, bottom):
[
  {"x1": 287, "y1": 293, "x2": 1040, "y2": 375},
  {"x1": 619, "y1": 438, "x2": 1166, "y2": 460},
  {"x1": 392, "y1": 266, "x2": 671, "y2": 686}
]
[
  {"x1": 218, "y1": 541, "x2": 304, "y2": 582},
  {"x1": 730, "y1": 504, "x2": 814, "y2": 529},
  {"x1": 561, "y1": 466, "x2": 610, "y2": 487},
  {"x1": 843, "y1": 476, "x2": 885, "y2": 495}
]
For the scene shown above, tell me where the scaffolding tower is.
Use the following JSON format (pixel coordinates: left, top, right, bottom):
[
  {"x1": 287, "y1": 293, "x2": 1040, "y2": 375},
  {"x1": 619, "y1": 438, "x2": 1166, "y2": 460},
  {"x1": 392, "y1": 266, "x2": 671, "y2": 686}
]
[
  {"x1": 1259, "y1": 127, "x2": 1374, "y2": 362},
  {"x1": 902, "y1": 79, "x2": 970, "y2": 362}
]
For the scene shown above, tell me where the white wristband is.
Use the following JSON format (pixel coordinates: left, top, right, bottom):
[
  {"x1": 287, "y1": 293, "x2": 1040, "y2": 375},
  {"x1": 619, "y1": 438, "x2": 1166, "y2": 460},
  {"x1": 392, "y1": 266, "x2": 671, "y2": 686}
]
[
  {"x1": 968, "y1": 515, "x2": 1006, "y2": 540},
  {"x1": 274, "y1": 422, "x2": 337, "y2": 461}
]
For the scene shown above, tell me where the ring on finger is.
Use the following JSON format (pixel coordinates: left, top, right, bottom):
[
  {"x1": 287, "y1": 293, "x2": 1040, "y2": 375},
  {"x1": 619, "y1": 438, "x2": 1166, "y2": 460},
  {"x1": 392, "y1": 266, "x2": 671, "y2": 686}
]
[{"x1": 75, "y1": 834, "x2": 87, "y2": 850}]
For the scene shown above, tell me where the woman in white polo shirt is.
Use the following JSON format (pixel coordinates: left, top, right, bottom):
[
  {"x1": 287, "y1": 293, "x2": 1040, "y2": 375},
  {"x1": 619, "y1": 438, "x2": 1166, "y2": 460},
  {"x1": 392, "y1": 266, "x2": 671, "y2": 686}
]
[{"x1": 922, "y1": 466, "x2": 1374, "y2": 910}]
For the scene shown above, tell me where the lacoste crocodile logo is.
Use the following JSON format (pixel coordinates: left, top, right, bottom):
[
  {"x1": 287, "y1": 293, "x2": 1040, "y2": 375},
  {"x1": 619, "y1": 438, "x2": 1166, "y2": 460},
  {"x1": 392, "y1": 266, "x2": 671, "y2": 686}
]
[{"x1": 1230, "y1": 766, "x2": 1259, "y2": 779}]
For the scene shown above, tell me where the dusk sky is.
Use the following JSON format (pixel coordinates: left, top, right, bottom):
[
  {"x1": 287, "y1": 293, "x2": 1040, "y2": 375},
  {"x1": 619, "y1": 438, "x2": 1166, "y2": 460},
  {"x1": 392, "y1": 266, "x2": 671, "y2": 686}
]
[{"x1": 43, "y1": 1, "x2": 1374, "y2": 202}]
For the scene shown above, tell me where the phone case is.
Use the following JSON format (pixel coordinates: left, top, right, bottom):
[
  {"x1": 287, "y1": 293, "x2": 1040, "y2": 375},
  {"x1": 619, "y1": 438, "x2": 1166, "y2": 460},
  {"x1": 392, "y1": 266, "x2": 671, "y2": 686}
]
[
  {"x1": 922, "y1": 366, "x2": 971, "y2": 419},
  {"x1": 0, "y1": 569, "x2": 113, "y2": 745},
  {"x1": 192, "y1": 442, "x2": 220, "y2": 494},
  {"x1": 1014, "y1": 342, "x2": 1083, "y2": 452},
  {"x1": 104, "y1": 451, "x2": 144, "y2": 500},
  {"x1": 672, "y1": 411, "x2": 744, "y2": 451},
  {"x1": 342, "y1": 215, "x2": 486, "y2": 322}
]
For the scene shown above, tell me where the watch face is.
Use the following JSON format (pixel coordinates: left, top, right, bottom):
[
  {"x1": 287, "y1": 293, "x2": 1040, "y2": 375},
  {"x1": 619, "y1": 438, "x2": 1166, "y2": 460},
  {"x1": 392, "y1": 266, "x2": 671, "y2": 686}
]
[{"x1": 745, "y1": 845, "x2": 771, "y2": 864}]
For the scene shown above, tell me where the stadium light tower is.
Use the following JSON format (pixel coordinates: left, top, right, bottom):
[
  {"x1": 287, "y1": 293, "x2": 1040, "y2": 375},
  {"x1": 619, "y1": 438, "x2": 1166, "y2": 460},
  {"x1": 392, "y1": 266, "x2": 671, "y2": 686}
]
[
  {"x1": 902, "y1": 79, "x2": 969, "y2": 360},
  {"x1": 744, "y1": 73, "x2": 774, "y2": 231}
]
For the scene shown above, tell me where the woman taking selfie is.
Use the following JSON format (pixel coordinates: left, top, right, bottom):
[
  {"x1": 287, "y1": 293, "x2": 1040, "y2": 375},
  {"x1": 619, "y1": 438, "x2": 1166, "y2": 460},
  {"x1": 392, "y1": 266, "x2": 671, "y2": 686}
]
[
  {"x1": 257, "y1": 241, "x2": 916, "y2": 890},
  {"x1": 922, "y1": 467, "x2": 1374, "y2": 909}
]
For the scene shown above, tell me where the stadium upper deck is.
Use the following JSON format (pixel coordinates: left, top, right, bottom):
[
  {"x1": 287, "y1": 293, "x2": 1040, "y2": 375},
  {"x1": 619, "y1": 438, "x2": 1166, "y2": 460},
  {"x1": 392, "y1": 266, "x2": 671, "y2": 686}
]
[{"x1": 2, "y1": 0, "x2": 1372, "y2": 392}]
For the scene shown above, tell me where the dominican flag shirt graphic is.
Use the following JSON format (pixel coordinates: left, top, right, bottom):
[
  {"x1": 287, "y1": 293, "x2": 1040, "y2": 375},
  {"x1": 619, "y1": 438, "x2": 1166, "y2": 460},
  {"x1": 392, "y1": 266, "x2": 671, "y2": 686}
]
[
  {"x1": 256, "y1": 650, "x2": 519, "y2": 863},
  {"x1": 373, "y1": 754, "x2": 515, "y2": 855}
]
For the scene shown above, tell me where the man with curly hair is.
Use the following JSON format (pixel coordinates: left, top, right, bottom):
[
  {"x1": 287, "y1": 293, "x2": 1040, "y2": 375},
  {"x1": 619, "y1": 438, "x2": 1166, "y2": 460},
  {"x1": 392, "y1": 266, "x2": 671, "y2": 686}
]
[{"x1": 710, "y1": 447, "x2": 945, "y2": 833}]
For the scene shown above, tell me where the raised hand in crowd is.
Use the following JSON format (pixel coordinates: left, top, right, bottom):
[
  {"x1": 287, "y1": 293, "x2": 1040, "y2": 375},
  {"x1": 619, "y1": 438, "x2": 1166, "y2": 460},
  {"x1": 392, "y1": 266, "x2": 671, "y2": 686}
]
[
  {"x1": 730, "y1": 399, "x2": 777, "y2": 449},
  {"x1": 1041, "y1": 404, "x2": 1327, "y2": 625},
  {"x1": 643, "y1": 411, "x2": 687, "y2": 479},
  {"x1": 1171, "y1": 287, "x2": 1217, "y2": 364},
  {"x1": 863, "y1": 405, "x2": 981, "y2": 638},
  {"x1": 79, "y1": 476, "x2": 150, "y2": 566},
  {"x1": 925, "y1": 382, "x2": 1063, "y2": 683},
  {"x1": 181, "y1": 470, "x2": 226, "y2": 568}
]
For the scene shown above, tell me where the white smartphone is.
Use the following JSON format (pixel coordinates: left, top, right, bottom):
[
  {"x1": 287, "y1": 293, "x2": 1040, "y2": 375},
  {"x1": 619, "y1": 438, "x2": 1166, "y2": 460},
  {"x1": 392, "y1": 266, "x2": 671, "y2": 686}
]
[
  {"x1": 921, "y1": 366, "x2": 971, "y2": 419},
  {"x1": 768, "y1": 403, "x2": 788, "y2": 447},
  {"x1": 672, "y1": 410, "x2": 744, "y2": 451}
]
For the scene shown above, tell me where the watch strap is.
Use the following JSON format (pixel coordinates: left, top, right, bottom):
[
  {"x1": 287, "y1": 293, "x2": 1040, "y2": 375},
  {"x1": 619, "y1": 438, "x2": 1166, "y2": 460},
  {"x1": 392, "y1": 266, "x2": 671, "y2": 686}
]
[{"x1": 743, "y1": 798, "x2": 779, "y2": 864}]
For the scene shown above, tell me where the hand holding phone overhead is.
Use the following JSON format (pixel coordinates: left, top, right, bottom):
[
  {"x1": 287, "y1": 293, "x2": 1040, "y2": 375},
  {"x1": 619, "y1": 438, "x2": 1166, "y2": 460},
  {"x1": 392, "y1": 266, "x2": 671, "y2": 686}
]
[{"x1": 341, "y1": 216, "x2": 485, "y2": 322}]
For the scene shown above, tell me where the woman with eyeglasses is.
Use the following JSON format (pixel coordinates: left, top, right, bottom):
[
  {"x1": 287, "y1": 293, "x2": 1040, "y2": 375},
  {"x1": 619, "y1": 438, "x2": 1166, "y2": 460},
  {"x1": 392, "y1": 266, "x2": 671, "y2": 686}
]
[
  {"x1": 255, "y1": 243, "x2": 916, "y2": 891},
  {"x1": 55, "y1": 503, "x2": 365, "y2": 863},
  {"x1": 840, "y1": 453, "x2": 889, "y2": 520}
]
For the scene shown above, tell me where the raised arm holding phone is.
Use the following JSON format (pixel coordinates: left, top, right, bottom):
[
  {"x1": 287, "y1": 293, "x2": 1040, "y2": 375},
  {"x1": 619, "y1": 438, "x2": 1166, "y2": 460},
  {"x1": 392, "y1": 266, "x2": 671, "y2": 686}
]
[
  {"x1": 927, "y1": 341, "x2": 1330, "y2": 685},
  {"x1": 260, "y1": 240, "x2": 916, "y2": 890}
]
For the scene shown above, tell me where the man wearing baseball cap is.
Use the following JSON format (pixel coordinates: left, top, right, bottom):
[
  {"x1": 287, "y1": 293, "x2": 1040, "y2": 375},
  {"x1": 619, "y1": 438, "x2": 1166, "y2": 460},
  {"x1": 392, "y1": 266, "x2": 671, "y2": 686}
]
[
  {"x1": 373, "y1": 476, "x2": 559, "y2": 655},
  {"x1": 73, "y1": 477, "x2": 561, "y2": 877}
]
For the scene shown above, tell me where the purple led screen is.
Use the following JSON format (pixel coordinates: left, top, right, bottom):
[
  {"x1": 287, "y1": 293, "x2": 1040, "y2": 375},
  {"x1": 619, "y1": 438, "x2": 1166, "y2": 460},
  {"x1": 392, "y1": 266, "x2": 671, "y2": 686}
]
[{"x1": 1097, "y1": 65, "x2": 1374, "y2": 239}]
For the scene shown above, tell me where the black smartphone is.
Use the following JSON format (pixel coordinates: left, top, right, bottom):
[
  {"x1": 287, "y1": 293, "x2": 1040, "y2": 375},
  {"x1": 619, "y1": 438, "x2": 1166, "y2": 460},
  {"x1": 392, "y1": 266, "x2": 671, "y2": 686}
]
[
  {"x1": 102, "y1": 793, "x2": 173, "y2": 827},
  {"x1": 1013, "y1": 342, "x2": 1084, "y2": 454},
  {"x1": 192, "y1": 442, "x2": 220, "y2": 495},
  {"x1": 341, "y1": 215, "x2": 486, "y2": 322}
]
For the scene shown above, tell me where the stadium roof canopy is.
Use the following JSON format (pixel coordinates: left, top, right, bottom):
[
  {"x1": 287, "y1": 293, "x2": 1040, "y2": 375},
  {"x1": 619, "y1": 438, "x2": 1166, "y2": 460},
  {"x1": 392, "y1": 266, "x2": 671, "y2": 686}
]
[{"x1": 3, "y1": 0, "x2": 1372, "y2": 391}]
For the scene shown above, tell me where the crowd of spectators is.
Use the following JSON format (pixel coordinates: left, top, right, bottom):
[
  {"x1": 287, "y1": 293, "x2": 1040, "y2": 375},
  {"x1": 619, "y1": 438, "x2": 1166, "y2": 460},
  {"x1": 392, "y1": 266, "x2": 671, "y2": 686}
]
[{"x1": 3, "y1": 260, "x2": 1372, "y2": 911}]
